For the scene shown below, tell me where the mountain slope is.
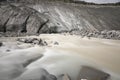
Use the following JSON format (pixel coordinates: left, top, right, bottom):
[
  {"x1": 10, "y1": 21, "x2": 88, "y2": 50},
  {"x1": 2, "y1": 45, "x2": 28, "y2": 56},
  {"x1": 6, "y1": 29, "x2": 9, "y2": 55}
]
[{"x1": 0, "y1": 1, "x2": 120, "y2": 39}]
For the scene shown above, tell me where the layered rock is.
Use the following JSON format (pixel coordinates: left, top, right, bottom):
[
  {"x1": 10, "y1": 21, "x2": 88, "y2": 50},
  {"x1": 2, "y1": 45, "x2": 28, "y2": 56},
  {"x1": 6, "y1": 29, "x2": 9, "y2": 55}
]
[
  {"x1": 0, "y1": 4, "x2": 50, "y2": 35},
  {"x1": 32, "y1": 2, "x2": 120, "y2": 32},
  {"x1": 0, "y1": 1, "x2": 120, "y2": 39}
]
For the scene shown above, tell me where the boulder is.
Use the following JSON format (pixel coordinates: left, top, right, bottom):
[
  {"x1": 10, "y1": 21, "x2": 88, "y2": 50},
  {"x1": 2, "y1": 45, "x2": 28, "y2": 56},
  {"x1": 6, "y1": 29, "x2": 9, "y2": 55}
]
[
  {"x1": 17, "y1": 38, "x2": 48, "y2": 46},
  {"x1": 78, "y1": 66, "x2": 110, "y2": 80},
  {"x1": 0, "y1": 42, "x2": 3, "y2": 47},
  {"x1": 0, "y1": 4, "x2": 49, "y2": 36},
  {"x1": 57, "y1": 74, "x2": 71, "y2": 80},
  {"x1": 14, "y1": 68, "x2": 57, "y2": 80},
  {"x1": 17, "y1": 38, "x2": 27, "y2": 43},
  {"x1": 32, "y1": 39, "x2": 40, "y2": 45},
  {"x1": 54, "y1": 41, "x2": 59, "y2": 45}
]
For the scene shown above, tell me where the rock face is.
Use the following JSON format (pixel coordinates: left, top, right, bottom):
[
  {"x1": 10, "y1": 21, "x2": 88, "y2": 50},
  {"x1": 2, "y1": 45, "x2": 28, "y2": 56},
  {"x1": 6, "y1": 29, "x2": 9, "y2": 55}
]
[
  {"x1": 0, "y1": 4, "x2": 49, "y2": 35},
  {"x1": 32, "y1": 2, "x2": 120, "y2": 32}
]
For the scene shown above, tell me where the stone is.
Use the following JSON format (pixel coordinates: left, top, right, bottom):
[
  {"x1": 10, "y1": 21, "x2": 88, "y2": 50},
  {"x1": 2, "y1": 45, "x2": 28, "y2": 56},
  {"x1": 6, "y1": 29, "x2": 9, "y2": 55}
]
[
  {"x1": 17, "y1": 38, "x2": 26, "y2": 43},
  {"x1": 57, "y1": 74, "x2": 71, "y2": 80},
  {"x1": 14, "y1": 68, "x2": 57, "y2": 80},
  {"x1": 17, "y1": 38, "x2": 48, "y2": 46},
  {"x1": 43, "y1": 41, "x2": 48, "y2": 46},
  {"x1": 78, "y1": 66, "x2": 110, "y2": 80},
  {"x1": 24, "y1": 38, "x2": 33, "y2": 43},
  {"x1": 54, "y1": 41, "x2": 59, "y2": 45},
  {"x1": 0, "y1": 42, "x2": 3, "y2": 47},
  {"x1": 6, "y1": 49, "x2": 10, "y2": 52},
  {"x1": 32, "y1": 40, "x2": 40, "y2": 45},
  {"x1": 47, "y1": 74, "x2": 57, "y2": 80}
]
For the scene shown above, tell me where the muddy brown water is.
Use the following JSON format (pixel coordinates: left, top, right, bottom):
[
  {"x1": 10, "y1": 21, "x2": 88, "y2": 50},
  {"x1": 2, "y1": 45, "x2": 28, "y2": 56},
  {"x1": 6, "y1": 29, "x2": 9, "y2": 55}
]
[
  {"x1": 27, "y1": 34, "x2": 120, "y2": 80},
  {"x1": 0, "y1": 34, "x2": 120, "y2": 80}
]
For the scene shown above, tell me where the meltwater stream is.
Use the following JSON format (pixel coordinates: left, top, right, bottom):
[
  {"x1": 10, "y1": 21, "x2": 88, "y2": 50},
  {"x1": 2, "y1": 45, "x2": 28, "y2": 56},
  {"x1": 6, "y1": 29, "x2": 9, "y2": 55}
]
[
  {"x1": 26, "y1": 34, "x2": 120, "y2": 80},
  {"x1": 0, "y1": 34, "x2": 120, "y2": 80}
]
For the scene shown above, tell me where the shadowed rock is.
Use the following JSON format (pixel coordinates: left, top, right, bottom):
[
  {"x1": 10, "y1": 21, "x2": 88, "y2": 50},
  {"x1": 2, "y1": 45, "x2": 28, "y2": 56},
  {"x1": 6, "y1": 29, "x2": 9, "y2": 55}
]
[
  {"x1": 78, "y1": 66, "x2": 110, "y2": 80},
  {"x1": 14, "y1": 68, "x2": 57, "y2": 80},
  {"x1": 58, "y1": 74, "x2": 71, "y2": 80},
  {"x1": 0, "y1": 42, "x2": 3, "y2": 47},
  {"x1": 17, "y1": 38, "x2": 48, "y2": 46},
  {"x1": 0, "y1": 4, "x2": 49, "y2": 36}
]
